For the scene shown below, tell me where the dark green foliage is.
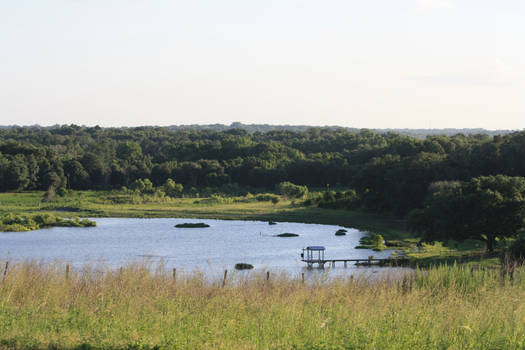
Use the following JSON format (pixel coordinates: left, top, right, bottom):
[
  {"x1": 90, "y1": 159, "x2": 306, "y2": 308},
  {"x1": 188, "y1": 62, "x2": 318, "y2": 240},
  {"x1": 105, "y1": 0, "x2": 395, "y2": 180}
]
[
  {"x1": 163, "y1": 179, "x2": 183, "y2": 197},
  {"x1": 268, "y1": 221, "x2": 277, "y2": 225},
  {"x1": 277, "y1": 181, "x2": 308, "y2": 199},
  {"x1": 234, "y1": 263, "x2": 254, "y2": 270},
  {"x1": 255, "y1": 193, "x2": 280, "y2": 202},
  {"x1": 315, "y1": 190, "x2": 360, "y2": 210},
  {"x1": 276, "y1": 233, "x2": 299, "y2": 237},
  {"x1": 409, "y1": 175, "x2": 525, "y2": 251},
  {"x1": 335, "y1": 229, "x2": 347, "y2": 236},
  {"x1": 356, "y1": 233, "x2": 386, "y2": 251},
  {"x1": 174, "y1": 223, "x2": 210, "y2": 228},
  {"x1": 117, "y1": 141, "x2": 143, "y2": 162},
  {"x1": 130, "y1": 178, "x2": 154, "y2": 194},
  {"x1": 507, "y1": 230, "x2": 525, "y2": 262},
  {"x1": 0, "y1": 125, "x2": 524, "y2": 219}
]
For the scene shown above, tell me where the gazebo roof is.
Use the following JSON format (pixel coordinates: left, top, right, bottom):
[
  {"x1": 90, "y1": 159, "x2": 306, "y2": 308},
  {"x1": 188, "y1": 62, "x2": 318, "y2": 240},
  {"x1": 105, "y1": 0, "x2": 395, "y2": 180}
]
[{"x1": 306, "y1": 246, "x2": 325, "y2": 251}]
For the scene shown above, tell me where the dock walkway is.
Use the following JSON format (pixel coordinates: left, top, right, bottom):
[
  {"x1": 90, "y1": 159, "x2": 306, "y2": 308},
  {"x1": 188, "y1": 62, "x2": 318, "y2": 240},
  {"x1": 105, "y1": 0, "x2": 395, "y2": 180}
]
[{"x1": 301, "y1": 258, "x2": 408, "y2": 268}]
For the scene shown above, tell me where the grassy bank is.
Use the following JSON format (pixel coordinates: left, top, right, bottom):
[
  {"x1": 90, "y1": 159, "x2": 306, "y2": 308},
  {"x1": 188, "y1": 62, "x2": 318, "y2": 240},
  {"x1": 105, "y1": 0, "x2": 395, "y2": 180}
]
[
  {"x1": 0, "y1": 191, "x2": 409, "y2": 236},
  {"x1": 0, "y1": 191, "x2": 492, "y2": 265},
  {"x1": 0, "y1": 261, "x2": 524, "y2": 349}
]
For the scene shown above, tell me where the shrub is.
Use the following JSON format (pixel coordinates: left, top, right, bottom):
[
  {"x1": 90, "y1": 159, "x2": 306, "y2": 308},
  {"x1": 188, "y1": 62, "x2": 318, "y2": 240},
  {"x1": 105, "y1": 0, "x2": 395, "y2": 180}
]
[
  {"x1": 357, "y1": 233, "x2": 386, "y2": 251},
  {"x1": 255, "y1": 193, "x2": 280, "y2": 202},
  {"x1": 163, "y1": 179, "x2": 184, "y2": 198},
  {"x1": 277, "y1": 181, "x2": 308, "y2": 199},
  {"x1": 507, "y1": 230, "x2": 525, "y2": 263},
  {"x1": 130, "y1": 178, "x2": 155, "y2": 194},
  {"x1": 1, "y1": 223, "x2": 32, "y2": 232}
]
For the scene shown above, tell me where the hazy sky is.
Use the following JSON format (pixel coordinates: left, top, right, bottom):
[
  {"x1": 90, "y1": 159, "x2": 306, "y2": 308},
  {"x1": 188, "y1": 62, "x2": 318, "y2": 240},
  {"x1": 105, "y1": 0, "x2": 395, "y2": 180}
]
[{"x1": 0, "y1": 0, "x2": 523, "y2": 129}]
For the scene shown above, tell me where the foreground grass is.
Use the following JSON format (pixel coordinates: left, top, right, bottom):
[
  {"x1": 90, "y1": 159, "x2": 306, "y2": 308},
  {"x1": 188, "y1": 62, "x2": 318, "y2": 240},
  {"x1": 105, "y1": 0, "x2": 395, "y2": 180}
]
[{"x1": 0, "y1": 261, "x2": 524, "y2": 349}]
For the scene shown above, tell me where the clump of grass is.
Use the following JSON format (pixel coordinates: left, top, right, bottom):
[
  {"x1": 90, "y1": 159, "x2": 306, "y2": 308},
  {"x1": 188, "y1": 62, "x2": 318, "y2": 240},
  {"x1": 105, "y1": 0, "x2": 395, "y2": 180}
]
[
  {"x1": 335, "y1": 229, "x2": 347, "y2": 236},
  {"x1": 356, "y1": 232, "x2": 386, "y2": 251},
  {"x1": 276, "y1": 233, "x2": 299, "y2": 237},
  {"x1": 174, "y1": 223, "x2": 210, "y2": 228},
  {"x1": 0, "y1": 261, "x2": 524, "y2": 349},
  {"x1": 268, "y1": 221, "x2": 277, "y2": 225}
]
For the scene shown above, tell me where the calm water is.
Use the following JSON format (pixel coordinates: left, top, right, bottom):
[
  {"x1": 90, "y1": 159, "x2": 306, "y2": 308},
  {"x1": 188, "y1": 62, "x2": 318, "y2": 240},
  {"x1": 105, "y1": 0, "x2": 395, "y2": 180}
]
[{"x1": 0, "y1": 218, "x2": 403, "y2": 276}]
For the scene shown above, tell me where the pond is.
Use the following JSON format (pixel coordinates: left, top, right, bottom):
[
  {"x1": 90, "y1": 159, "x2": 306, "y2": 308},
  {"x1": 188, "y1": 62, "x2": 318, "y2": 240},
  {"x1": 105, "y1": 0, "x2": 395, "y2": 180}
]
[{"x1": 0, "y1": 218, "x2": 404, "y2": 277}]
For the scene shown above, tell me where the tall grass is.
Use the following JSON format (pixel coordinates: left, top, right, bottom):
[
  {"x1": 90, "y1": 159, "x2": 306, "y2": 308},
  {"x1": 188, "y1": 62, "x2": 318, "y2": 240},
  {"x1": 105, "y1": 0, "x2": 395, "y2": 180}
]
[{"x1": 1, "y1": 261, "x2": 524, "y2": 349}]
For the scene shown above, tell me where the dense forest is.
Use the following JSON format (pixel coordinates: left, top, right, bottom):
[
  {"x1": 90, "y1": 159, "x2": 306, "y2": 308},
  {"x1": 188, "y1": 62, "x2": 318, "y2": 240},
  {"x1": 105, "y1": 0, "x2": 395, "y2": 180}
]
[{"x1": 0, "y1": 125, "x2": 524, "y2": 219}]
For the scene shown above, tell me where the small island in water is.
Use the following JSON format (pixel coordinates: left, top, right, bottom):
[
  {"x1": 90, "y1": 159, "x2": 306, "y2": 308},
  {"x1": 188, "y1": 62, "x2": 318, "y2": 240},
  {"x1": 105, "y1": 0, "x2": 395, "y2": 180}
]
[
  {"x1": 175, "y1": 223, "x2": 210, "y2": 228},
  {"x1": 0, "y1": 213, "x2": 96, "y2": 232}
]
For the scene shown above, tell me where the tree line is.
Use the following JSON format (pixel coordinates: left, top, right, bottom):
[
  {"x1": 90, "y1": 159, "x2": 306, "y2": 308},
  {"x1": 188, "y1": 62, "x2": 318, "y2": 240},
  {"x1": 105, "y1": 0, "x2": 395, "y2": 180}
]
[{"x1": 0, "y1": 125, "x2": 524, "y2": 217}]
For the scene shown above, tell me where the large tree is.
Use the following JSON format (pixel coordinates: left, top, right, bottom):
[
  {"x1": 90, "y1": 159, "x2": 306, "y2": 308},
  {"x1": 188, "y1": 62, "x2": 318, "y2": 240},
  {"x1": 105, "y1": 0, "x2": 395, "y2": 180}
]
[{"x1": 408, "y1": 175, "x2": 525, "y2": 251}]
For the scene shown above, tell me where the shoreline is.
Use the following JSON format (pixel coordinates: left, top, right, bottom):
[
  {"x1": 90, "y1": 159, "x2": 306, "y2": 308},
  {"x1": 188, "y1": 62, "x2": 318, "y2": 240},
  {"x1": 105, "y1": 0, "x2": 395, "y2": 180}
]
[{"x1": 0, "y1": 191, "x2": 495, "y2": 268}]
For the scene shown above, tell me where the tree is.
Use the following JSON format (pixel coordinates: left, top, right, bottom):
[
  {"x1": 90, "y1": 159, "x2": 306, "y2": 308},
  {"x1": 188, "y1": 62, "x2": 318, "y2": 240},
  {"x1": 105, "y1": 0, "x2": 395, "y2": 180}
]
[
  {"x1": 63, "y1": 159, "x2": 90, "y2": 189},
  {"x1": 130, "y1": 178, "x2": 154, "y2": 194},
  {"x1": 408, "y1": 175, "x2": 525, "y2": 251},
  {"x1": 117, "y1": 141, "x2": 143, "y2": 162},
  {"x1": 277, "y1": 181, "x2": 308, "y2": 199},
  {"x1": 5, "y1": 155, "x2": 30, "y2": 191},
  {"x1": 163, "y1": 179, "x2": 183, "y2": 197}
]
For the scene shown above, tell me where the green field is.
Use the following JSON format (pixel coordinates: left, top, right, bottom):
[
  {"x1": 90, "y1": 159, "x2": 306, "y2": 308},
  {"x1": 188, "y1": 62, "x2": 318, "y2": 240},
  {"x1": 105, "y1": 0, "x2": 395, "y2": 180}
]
[{"x1": 1, "y1": 261, "x2": 524, "y2": 350}]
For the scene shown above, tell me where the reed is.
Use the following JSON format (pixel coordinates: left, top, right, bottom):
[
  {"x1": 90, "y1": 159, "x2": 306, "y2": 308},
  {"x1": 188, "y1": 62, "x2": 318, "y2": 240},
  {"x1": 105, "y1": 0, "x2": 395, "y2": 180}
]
[{"x1": 1, "y1": 260, "x2": 524, "y2": 349}]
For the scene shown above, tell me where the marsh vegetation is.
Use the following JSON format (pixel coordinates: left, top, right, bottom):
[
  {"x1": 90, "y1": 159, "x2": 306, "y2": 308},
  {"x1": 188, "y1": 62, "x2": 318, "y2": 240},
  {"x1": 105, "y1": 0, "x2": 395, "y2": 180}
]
[{"x1": 0, "y1": 213, "x2": 95, "y2": 232}]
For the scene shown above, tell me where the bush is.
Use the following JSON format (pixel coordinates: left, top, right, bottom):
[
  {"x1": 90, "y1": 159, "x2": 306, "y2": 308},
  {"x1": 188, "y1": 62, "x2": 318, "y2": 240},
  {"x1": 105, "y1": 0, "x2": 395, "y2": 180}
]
[
  {"x1": 255, "y1": 193, "x2": 280, "y2": 202},
  {"x1": 317, "y1": 190, "x2": 360, "y2": 210},
  {"x1": 1, "y1": 223, "x2": 33, "y2": 232},
  {"x1": 56, "y1": 187, "x2": 68, "y2": 197},
  {"x1": 277, "y1": 182, "x2": 308, "y2": 199},
  {"x1": 507, "y1": 230, "x2": 525, "y2": 263},
  {"x1": 163, "y1": 179, "x2": 184, "y2": 198},
  {"x1": 195, "y1": 195, "x2": 233, "y2": 205},
  {"x1": 356, "y1": 233, "x2": 386, "y2": 251},
  {"x1": 130, "y1": 179, "x2": 155, "y2": 194}
]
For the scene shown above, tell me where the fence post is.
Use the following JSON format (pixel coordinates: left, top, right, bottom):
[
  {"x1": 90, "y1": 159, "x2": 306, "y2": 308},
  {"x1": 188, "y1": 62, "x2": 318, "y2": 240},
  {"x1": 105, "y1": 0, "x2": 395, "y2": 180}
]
[
  {"x1": 172, "y1": 268, "x2": 177, "y2": 284},
  {"x1": 222, "y1": 269, "x2": 228, "y2": 287},
  {"x1": 3, "y1": 261, "x2": 9, "y2": 281},
  {"x1": 301, "y1": 272, "x2": 305, "y2": 284},
  {"x1": 266, "y1": 271, "x2": 270, "y2": 281},
  {"x1": 65, "y1": 264, "x2": 70, "y2": 281}
]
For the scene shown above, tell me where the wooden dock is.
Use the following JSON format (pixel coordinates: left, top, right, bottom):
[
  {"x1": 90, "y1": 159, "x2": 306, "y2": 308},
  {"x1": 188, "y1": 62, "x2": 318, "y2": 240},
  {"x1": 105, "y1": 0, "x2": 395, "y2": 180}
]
[
  {"x1": 301, "y1": 258, "x2": 408, "y2": 268},
  {"x1": 300, "y1": 246, "x2": 408, "y2": 268}
]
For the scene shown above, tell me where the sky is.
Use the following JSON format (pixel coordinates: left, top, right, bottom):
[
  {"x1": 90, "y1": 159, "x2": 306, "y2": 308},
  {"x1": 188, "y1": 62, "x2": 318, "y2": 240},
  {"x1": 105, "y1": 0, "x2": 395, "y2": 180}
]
[{"x1": 0, "y1": 0, "x2": 524, "y2": 129}]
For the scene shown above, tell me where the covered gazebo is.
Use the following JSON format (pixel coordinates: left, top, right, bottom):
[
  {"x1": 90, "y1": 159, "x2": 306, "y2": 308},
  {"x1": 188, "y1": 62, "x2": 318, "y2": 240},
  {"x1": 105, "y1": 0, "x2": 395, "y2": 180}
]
[{"x1": 301, "y1": 246, "x2": 326, "y2": 268}]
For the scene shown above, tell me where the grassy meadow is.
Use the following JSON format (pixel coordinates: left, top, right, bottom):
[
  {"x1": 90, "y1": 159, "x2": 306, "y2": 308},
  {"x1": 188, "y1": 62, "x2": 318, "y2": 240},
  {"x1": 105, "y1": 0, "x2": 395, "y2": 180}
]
[{"x1": 0, "y1": 261, "x2": 524, "y2": 350}]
